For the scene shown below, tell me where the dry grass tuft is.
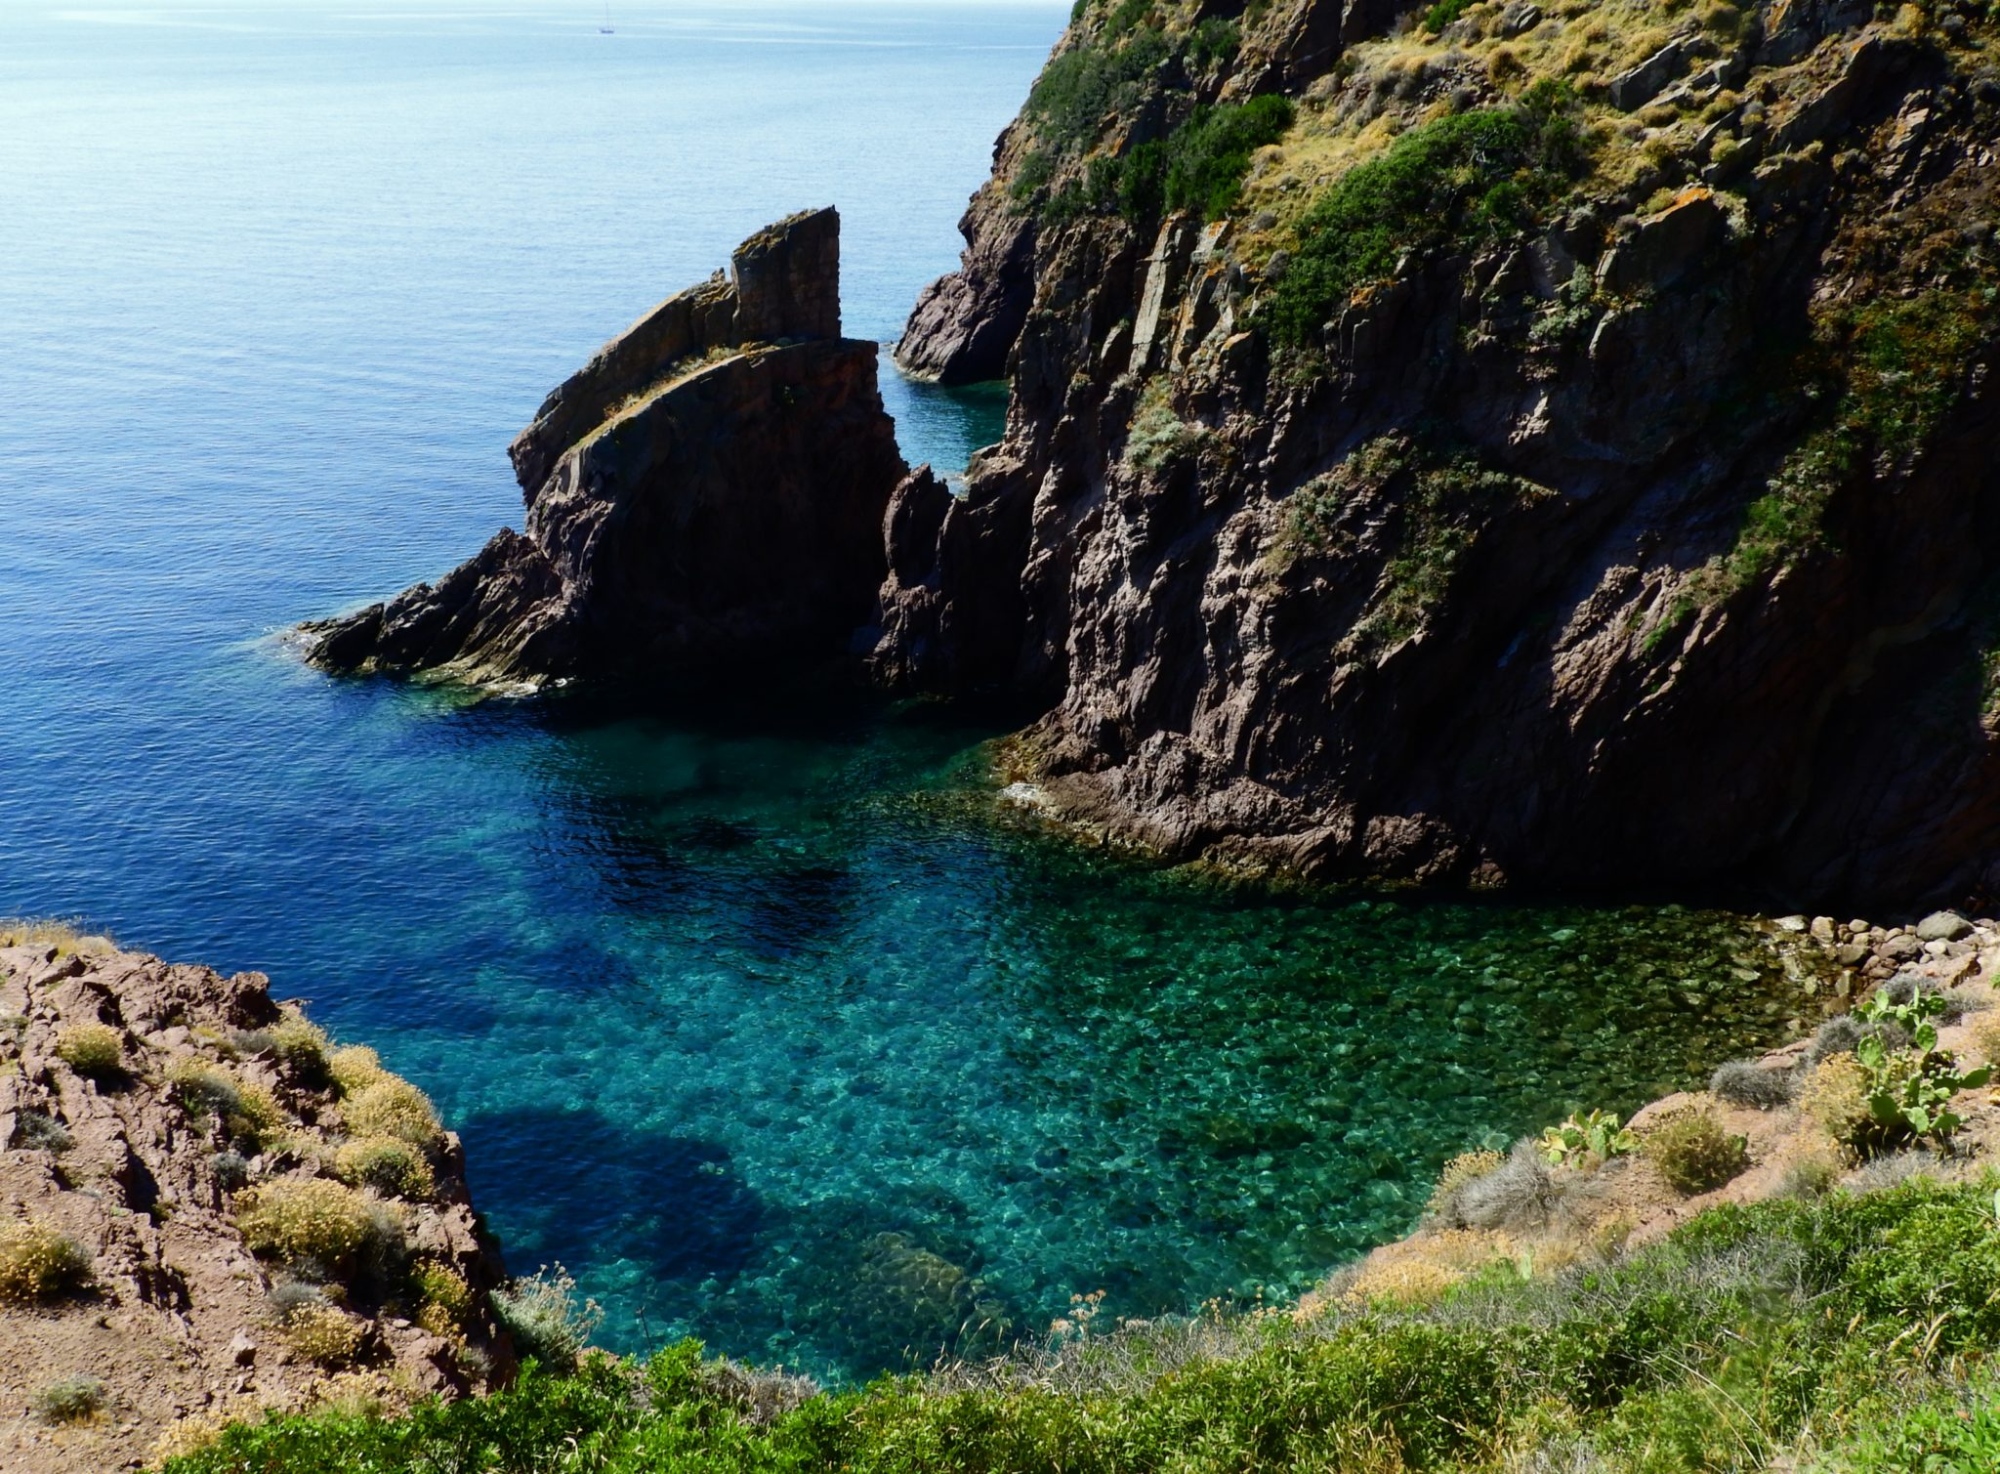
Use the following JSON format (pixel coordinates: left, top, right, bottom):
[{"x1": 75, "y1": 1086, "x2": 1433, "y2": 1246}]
[
  {"x1": 0, "y1": 919, "x2": 117, "y2": 956},
  {"x1": 344, "y1": 1075, "x2": 442, "y2": 1147},
  {"x1": 1797, "y1": 1052, "x2": 1873, "y2": 1145},
  {"x1": 54, "y1": 1022, "x2": 126, "y2": 1080},
  {"x1": 328, "y1": 1044, "x2": 386, "y2": 1095},
  {"x1": 0, "y1": 1217, "x2": 94, "y2": 1302},
  {"x1": 149, "y1": 1412, "x2": 230, "y2": 1468},
  {"x1": 1641, "y1": 1106, "x2": 1749, "y2": 1195},
  {"x1": 237, "y1": 1178, "x2": 403, "y2": 1275},
  {"x1": 33, "y1": 1374, "x2": 108, "y2": 1425},
  {"x1": 283, "y1": 1304, "x2": 366, "y2": 1366},
  {"x1": 334, "y1": 1135, "x2": 436, "y2": 1199}
]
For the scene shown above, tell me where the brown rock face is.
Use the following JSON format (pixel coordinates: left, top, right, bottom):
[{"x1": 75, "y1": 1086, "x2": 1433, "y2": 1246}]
[
  {"x1": 0, "y1": 937, "x2": 509, "y2": 1473},
  {"x1": 304, "y1": 208, "x2": 907, "y2": 689},
  {"x1": 892, "y1": 182, "x2": 1038, "y2": 385},
  {"x1": 875, "y1": 6, "x2": 2000, "y2": 912}
]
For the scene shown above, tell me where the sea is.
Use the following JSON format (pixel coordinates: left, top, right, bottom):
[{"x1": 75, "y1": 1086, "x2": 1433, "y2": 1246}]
[{"x1": 0, "y1": 0, "x2": 1809, "y2": 1381}]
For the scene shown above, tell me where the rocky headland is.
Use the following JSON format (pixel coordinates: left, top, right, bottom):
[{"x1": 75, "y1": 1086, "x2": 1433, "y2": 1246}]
[
  {"x1": 0, "y1": 928, "x2": 510, "y2": 1472},
  {"x1": 302, "y1": 207, "x2": 907, "y2": 689},
  {"x1": 874, "y1": 0, "x2": 2000, "y2": 914},
  {"x1": 303, "y1": 2, "x2": 2000, "y2": 915}
]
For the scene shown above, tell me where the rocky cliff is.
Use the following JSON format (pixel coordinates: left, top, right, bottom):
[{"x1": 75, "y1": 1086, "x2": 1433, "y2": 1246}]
[
  {"x1": 303, "y1": 208, "x2": 907, "y2": 689},
  {"x1": 878, "y1": 0, "x2": 2000, "y2": 912},
  {"x1": 0, "y1": 929, "x2": 509, "y2": 1472}
]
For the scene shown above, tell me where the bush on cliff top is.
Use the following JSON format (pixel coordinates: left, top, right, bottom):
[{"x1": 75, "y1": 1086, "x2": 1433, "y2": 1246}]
[{"x1": 165, "y1": 1179, "x2": 2000, "y2": 1474}]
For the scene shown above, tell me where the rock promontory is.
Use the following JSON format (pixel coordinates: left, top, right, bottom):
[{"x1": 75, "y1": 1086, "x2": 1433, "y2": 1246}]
[
  {"x1": 0, "y1": 927, "x2": 510, "y2": 1472},
  {"x1": 876, "y1": 0, "x2": 2000, "y2": 913},
  {"x1": 303, "y1": 208, "x2": 907, "y2": 689}
]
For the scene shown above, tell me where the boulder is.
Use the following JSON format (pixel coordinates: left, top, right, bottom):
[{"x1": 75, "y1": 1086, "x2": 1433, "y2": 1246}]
[{"x1": 1916, "y1": 911, "x2": 1974, "y2": 942}]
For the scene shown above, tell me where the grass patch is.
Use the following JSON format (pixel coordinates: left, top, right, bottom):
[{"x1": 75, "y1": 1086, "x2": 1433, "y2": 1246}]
[
  {"x1": 1264, "y1": 83, "x2": 1587, "y2": 348},
  {"x1": 0, "y1": 918, "x2": 117, "y2": 956}
]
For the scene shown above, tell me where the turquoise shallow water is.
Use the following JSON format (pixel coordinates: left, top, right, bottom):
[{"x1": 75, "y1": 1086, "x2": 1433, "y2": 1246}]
[{"x1": 0, "y1": 0, "x2": 1812, "y2": 1382}]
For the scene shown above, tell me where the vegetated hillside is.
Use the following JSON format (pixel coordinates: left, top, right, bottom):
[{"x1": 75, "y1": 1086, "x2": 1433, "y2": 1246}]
[{"x1": 879, "y1": 0, "x2": 2000, "y2": 912}]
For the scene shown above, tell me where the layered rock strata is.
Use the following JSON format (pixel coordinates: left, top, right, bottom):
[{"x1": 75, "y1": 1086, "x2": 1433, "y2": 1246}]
[
  {"x1": 878, "y1": 0, "x2": 2000, "y2": 911},
  {"x1": 0, "y1": 935, "x2": 509, "y2": 1473},
  {"x1": 304, "y1": 208, "x2": 907, "y2": 689}
]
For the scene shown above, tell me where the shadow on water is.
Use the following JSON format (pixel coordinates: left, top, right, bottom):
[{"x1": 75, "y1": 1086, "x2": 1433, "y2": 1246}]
[
  {"x1": 363, "y1": 676, "x2": 1820, "y2": 1382},
  {"x1": 458, "y1": 1105, "x2": 764, "y2": 1286}
]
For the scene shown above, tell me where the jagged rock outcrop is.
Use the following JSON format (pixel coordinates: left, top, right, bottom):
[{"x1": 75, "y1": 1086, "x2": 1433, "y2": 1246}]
[
  {"x1": 893, "y1": 171, "x2": 1039, "y2": 384},
  {"x1": 304, "y1": 208, "x2": 907, "y2": 689},
  {"x1": 879, "y1": 0, "x2": 2000, "y2": 911},
  {"x1": 0, "y1": 932, "x2": 509, "y2": 1473}
]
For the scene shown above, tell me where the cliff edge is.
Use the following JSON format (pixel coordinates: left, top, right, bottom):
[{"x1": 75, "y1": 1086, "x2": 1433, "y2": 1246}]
[
  {"x1": 0, "y1": 928, "x2": 510, "y2": 1472},
  {"x1": 303, "y1": 208, "x2": 907, "y2": 689},
  {"x1": 878, "y1": 0, "x2": 2000, "y2": 912}
]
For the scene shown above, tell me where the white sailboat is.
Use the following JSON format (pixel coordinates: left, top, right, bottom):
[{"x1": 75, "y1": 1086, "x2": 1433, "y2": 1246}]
[{"x1": 599, "y1": 2, "x2": 614, "y2": 34}]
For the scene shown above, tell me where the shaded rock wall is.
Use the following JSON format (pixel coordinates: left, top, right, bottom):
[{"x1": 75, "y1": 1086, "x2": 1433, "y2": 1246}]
[
  {"x1": 877, "y1": 1, "x2": 2000, "y2": 912},
  {"x1": 305, "y1": 208, "x2": 906, "y2": 689}
]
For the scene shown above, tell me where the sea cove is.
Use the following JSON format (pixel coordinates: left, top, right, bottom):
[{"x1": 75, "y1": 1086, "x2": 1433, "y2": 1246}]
[{"x1": 1, "y1": 0, "x2": 1825, "y2": 1388}]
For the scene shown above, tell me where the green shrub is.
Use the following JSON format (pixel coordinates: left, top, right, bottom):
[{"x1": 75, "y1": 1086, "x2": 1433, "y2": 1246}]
[
  {"x1": 158, "y1": 1182, "x2": 2000, "y2": 1474},
  {"x1": 1264, "y1": 86, "x2": 1586, "y2": 347},
  {"x1": 343, "y1": 1076, "x2": 441, "y2": 1147},
  {"x1": 1539, "y1": 1108, "x2": 1637, "y2": 1168},
  {"x1": 32, "y1": 1374, "x2": 107, "y2": 1425},
  {"x1": 1422, "y1": 0, "x2": 1476, "y2": 31},
  {"x1": 1185, "y1": 16, "x2": 1239, "y2": 69},
  {"x1": 333, "y1": 1135, "x2": 435, "y2": 1200},
  {"x1": 237, "y1": 1178, "x2": 402, "y2": 1277},
  {"x1": 1642, "y1": 1107, "x2": 1749, "y2": 1194},
  {"x1": 1117, "y1": 94, "x2": 1295, "y2": 221},
  {"x1": 1024, "y1": 24, "x2": 1170, "y2": 158},
  {"x1": 54, "y1": 1022, "x2": 124, "y2": 1080},
  {"x1": 0, "y1": 1218, "x2": 93, "y2": 1302}
]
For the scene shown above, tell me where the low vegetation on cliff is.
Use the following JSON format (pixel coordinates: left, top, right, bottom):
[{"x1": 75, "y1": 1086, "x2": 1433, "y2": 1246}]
[{"x1": 161, "y1": 1177, "x2": 2000, "y2": 1472}]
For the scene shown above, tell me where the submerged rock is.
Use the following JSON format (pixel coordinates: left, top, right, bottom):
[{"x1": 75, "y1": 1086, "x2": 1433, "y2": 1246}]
[{"x1": 303, "y1": 208, "x2": 907, "y2": 689}]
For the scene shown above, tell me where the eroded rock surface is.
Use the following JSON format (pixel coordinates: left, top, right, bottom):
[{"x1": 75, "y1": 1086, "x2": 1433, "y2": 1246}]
[
  {"x1": 0, "y1": 938, "x2": 509, "y2": 1472},
  {"x1": 304, "y1": 208, "x2": 907, "y2": 689},
  {"x1": 880, "y1": 0, "x2": 2000, "y2": 911}
]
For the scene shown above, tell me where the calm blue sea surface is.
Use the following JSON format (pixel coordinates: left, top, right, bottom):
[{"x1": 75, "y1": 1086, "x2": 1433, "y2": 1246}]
[{"x1": 0, "y1": 0, "x2": 1809, "y2": 1381}]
